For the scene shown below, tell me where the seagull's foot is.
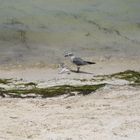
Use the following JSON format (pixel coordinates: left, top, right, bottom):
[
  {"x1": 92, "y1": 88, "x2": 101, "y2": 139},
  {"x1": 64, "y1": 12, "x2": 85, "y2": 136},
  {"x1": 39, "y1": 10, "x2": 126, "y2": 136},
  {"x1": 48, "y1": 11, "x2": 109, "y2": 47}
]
[{"x1": 76, "y1": 67, "x2": 80, "y2": 73}]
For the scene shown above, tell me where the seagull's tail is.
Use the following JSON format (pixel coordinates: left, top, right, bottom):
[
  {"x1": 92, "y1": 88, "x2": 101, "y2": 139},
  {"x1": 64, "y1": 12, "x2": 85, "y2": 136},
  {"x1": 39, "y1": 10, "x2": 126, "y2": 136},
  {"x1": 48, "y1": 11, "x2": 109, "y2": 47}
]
[{"x1": 85, "y1": 61, "x2": 96, "y2": 64}]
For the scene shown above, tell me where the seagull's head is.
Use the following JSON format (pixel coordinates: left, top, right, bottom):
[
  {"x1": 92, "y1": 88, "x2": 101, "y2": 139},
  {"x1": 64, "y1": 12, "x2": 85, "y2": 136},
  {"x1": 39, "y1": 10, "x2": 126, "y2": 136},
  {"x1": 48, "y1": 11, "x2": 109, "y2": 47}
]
[{"x1": 64, "y1": 52, "x2": 74, "y2": 57}]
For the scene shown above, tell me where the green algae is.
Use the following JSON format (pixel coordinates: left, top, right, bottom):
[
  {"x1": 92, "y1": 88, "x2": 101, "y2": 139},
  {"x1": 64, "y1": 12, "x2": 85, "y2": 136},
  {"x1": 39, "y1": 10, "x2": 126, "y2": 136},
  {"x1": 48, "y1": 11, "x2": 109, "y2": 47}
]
[
  {"x1": 111, "y1": 70, "x2": 140, "y2": 84},
  {"x1": 23, "y1": 82, "x2": 38, "y2": 87},
  {"x1": 0, "y1": 84, "x2": 106, "y2": 98},
  {"x1": 0, "y1": 78, "x2": 12, "y2": 84},
  {"x1": 0, "y1": 70, "x2": 140, "y2": 98},
  {"x1": 94, "y1": 70, "x2": 140, "y2": 85}
]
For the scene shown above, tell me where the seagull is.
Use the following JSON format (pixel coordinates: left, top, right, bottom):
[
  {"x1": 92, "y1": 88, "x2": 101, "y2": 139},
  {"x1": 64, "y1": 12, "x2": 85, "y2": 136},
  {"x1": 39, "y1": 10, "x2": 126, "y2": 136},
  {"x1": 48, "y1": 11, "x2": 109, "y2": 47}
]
[{"x1": 64, "y1": 52, "x2": 96, "y2": 72}]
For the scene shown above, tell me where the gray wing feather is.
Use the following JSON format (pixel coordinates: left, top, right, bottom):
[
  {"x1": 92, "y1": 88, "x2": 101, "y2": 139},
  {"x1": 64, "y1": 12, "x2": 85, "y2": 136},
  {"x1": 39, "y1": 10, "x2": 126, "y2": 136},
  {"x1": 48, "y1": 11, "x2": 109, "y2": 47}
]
[{"x1": 72, "y1": 57, "x2": 87, "y2": 65}]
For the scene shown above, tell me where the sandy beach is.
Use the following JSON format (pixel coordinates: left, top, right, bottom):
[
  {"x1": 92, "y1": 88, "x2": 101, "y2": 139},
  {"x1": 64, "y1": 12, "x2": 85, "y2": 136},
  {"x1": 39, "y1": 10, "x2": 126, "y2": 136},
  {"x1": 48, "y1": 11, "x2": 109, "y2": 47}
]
[
  {"x1": 0, "y1": 84, "x2": 140, "y2": 140},
  {"x1": 0, "y1": 59, "x2": 140, "y2": 140},
  {"x1": 0, "y1": 0, "x2": 140, "y2": 139}
]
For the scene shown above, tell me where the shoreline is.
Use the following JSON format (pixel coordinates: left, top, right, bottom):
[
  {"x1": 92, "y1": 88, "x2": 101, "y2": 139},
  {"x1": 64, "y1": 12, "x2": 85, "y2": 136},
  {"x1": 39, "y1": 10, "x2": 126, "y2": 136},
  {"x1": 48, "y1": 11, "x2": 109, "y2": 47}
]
[{"x1": 0, "y1": 58, "x2": 140, "y2": 81}]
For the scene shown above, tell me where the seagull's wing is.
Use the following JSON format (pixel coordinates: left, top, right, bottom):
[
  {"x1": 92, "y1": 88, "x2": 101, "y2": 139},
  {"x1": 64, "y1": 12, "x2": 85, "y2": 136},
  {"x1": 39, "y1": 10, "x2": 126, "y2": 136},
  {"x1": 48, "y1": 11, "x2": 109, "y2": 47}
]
[{"x1": 72, "y1": 57, "x2": 87, "y2": 65}]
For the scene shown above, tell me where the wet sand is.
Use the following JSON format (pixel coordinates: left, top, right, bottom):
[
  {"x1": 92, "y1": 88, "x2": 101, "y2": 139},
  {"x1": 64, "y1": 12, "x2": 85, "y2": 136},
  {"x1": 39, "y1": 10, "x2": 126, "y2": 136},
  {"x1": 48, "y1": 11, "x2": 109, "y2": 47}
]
[{"x1": 0, "y1": 58, "x2": 140, "y2": 81}]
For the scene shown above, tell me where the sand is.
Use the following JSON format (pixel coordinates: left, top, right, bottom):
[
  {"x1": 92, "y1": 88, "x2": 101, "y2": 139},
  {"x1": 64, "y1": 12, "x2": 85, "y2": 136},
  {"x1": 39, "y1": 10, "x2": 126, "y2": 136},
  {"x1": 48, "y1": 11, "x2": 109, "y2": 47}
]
[
  {"x1": 0, "y1": 85, "x2": 140, "y2": 140},
  {"x1": 0, "y1": 59, "x2": 140, "y2": 140},
  {"x1": 0, "y1": 0, "x2": 140, "y2": 139}
]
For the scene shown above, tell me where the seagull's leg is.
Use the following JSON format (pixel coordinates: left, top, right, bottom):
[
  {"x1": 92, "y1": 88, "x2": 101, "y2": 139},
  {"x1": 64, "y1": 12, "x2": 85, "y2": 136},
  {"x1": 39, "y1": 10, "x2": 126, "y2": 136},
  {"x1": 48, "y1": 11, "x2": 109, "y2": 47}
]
[{"x1": 77, "y1": 66, "x2": 80, "y2": 73}]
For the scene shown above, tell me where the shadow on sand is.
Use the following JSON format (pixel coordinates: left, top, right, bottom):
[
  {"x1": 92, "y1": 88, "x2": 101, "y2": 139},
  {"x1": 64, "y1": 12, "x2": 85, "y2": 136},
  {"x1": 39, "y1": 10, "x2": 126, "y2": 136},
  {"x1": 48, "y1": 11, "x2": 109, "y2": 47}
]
[{"x1": 70, "y1": 70, "x2": 94, "y2": 75}]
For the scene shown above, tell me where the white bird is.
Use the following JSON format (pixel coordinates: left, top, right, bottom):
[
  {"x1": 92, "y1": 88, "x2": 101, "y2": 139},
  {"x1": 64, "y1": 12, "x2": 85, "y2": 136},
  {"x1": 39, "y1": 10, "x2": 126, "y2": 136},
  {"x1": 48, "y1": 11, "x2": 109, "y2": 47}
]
[{"x1": 64, "y1": 53, "x2": 96, "y2": 72}]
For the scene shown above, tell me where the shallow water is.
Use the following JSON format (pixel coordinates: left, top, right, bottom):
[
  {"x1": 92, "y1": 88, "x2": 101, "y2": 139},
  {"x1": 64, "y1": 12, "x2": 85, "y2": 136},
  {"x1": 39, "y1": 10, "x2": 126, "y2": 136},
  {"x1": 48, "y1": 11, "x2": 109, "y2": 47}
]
[{"x1": 0, "y1": 0, "x2": 140, "y2": 67}]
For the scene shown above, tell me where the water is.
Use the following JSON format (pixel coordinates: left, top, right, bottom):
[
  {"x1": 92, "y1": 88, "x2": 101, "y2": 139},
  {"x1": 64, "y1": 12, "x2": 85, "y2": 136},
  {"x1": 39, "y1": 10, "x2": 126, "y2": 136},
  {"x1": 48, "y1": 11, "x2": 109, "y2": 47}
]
[{"x1": 0, "y1": 0, "x2": 140, "y2": 67}]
